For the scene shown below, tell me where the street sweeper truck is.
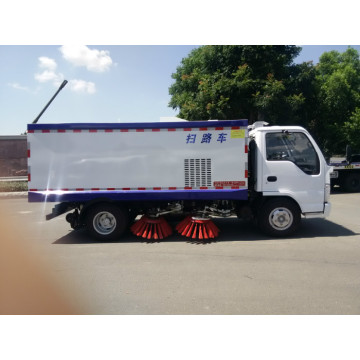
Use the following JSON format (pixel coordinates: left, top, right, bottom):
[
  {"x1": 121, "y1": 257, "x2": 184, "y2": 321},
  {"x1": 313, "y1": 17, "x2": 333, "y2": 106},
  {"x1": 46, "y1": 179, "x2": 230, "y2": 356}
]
[
  {"x1": 27, "y1": 119, "x2": 332, "y2": 241},
  {"x1": 26, "y1": 81, "x2": 332, "y2": 241}
]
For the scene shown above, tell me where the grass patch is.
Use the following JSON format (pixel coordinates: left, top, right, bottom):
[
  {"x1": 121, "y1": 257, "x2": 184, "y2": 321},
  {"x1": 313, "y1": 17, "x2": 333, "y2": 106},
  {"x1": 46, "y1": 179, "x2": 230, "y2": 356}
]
[{"x1": 0, "y1": 181, "x2": 28, "y2": 192}]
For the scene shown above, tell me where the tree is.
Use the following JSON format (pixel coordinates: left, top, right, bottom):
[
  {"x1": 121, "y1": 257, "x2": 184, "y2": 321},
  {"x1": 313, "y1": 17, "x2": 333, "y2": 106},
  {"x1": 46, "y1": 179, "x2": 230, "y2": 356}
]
[
  {"x1": 169, "y1": 45, "x2": 302, "y2": 123},
  {"x1": 343, "y1": 108, "x2": 360, "y2": 151},
  {"x1": 315, "y1": 47, "x2": 360, "y2": 155}
]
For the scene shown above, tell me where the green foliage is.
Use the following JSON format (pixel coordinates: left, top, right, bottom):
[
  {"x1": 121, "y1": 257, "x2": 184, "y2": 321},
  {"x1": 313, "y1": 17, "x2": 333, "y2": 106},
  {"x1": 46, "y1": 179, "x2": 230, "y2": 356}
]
[
  {"x1": 316, "y1": 47, "x2": 360, "y2": 155},
  {"x1": 0, "y1": 181, "x2": 28, "y2": 192},
  {"x1": 343, "y1": 108, "x2": 360, "y2": 151},
  {"x1": 169, "y1": 45, "x2": 360, "y2": 156},
  {"x1": 169, "y1": 45, "x2": 302, "y2": 122}
]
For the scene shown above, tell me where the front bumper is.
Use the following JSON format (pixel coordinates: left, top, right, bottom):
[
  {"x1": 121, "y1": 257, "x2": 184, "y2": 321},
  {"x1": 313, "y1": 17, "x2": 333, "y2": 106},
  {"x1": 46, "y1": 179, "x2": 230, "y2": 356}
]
[
  {"x1": 303, "y1": 202, "x2": 331, "y2": 219},
  {"x1": 324, "y1": 202, "x2": 331, "y2": 217}
]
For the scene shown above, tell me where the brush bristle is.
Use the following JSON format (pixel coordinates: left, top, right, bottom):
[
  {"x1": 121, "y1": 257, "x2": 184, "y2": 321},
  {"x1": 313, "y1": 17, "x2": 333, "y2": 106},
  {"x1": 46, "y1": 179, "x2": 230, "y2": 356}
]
[
  {"x1": 131, "y1": 216, "x2": 172, "y2": 240},
  {"x1": 176, "y1": 216, "x2": 219, "y2": 239}
]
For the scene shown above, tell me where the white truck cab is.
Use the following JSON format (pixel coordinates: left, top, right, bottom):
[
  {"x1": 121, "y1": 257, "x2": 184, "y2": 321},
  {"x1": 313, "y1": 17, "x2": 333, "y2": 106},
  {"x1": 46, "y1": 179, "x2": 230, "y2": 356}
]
[{"x1": 249, "y1": 123, "x2": 332, "y2": 232}]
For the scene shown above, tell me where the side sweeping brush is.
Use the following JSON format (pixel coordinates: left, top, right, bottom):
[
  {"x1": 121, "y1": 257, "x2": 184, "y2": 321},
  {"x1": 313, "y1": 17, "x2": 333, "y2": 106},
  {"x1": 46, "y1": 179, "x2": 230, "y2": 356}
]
[
  {"x1": 176, "y1": 216, "x2": 220, "y2": 240},
  {"x1": 130, "y1": 215, "x2": 173, "y2": 240}
]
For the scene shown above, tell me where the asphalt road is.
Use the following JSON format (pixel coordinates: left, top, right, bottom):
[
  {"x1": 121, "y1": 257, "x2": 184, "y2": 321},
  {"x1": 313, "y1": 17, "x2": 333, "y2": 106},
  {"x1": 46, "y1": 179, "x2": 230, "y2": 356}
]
[{"x1": 1, "y1": 192, "x2": 359, "y2": 315}]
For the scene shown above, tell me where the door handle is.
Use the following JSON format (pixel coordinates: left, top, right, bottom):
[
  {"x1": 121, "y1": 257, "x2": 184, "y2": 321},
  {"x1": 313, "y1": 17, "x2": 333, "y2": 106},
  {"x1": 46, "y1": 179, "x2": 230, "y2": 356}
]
[{"x1": 267, "y1": 176, "x2": 277, "y2": 182}]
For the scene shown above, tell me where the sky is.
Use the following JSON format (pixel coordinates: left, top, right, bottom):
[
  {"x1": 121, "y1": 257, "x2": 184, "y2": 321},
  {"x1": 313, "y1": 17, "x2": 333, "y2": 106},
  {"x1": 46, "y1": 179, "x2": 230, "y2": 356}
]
[{"x1": 1, "y1": 45, "x2": 360, "y2": 135}]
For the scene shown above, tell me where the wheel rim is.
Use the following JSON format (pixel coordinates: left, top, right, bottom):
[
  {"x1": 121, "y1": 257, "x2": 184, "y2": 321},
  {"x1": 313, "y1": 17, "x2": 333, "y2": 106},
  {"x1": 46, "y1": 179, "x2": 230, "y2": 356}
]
[
  {"x1": 93, "y1": 211, "x2": 117, "y2": 235},
  {"x1": 268, "y1": 207, "x2": 293, "y2": 231}
]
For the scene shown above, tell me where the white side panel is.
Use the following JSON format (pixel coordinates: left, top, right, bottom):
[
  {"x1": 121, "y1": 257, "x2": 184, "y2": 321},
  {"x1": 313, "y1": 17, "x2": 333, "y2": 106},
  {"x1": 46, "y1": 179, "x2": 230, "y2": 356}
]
[{"x1": 28, "y1": 127, "x2": 248, "y2": 191}]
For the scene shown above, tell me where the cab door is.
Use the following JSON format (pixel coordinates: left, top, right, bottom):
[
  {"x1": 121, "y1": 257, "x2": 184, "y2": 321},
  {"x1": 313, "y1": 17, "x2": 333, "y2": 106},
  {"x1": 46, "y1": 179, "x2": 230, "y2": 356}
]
[{"x1": 259, "y1": 130, "x2": 325, "y2": 213}]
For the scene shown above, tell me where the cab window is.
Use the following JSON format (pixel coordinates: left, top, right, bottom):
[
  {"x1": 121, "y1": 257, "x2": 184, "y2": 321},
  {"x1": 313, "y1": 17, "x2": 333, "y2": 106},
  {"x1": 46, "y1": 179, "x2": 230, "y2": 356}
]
[{"x1": 266, "y1": 132, "x2": 320, "y2": 175}]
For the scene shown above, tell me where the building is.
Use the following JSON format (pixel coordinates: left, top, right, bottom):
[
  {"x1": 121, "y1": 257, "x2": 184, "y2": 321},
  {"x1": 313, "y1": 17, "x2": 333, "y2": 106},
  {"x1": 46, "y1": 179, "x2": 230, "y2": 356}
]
[{"x1": 0, "y1": 135, "x2": 27, "y2": 177}]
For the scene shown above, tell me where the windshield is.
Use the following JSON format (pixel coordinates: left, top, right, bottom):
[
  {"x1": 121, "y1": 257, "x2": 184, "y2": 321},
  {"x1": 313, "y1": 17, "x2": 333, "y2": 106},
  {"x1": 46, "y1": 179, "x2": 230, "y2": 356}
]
[{"x1": 266, "y1": 132, "x2": 320, "y2": 175}]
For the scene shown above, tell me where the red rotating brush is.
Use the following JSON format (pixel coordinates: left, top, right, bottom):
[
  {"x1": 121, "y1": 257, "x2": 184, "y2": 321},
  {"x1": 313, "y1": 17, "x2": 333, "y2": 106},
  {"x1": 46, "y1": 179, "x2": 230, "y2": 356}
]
[
  {"x1": 176, "y1": 216, "x2": 220, "y2": 240},
  {"x1": 131, "y1": 215, "x2": 173, "y2": 240}
]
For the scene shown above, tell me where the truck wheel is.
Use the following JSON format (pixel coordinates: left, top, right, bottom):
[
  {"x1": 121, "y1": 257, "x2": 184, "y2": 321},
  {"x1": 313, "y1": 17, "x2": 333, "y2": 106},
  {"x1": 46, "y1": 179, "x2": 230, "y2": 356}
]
[
  {"x1": 258, "y1": 198, "x2": 301, "y2": 237},
  {"x1": 344, "y1": 174, "x2": 360, "y2": 192},
  {"x1": 85, "y1": 203, "x2": 129, "y2": 241}
]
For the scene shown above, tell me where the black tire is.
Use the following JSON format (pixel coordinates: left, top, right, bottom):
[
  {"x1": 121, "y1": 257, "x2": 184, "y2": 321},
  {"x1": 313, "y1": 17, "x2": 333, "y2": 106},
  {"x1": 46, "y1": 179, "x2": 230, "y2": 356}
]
[
  {"x1": 258, "y1": 198, "x2": 301, "y2": 237},
  {"x1": 85, "y1": 203, "x2": 129, "y2": 241},
  {"x1": 344, "y1": 174, "x2": 360, "y2": 192}
]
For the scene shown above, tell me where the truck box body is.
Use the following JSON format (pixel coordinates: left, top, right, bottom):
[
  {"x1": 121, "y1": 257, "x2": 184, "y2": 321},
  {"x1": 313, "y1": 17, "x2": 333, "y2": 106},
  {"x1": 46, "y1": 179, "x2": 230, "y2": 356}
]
[{"x1": 27, "y1": 120, "x2": 249, "y2": 203}]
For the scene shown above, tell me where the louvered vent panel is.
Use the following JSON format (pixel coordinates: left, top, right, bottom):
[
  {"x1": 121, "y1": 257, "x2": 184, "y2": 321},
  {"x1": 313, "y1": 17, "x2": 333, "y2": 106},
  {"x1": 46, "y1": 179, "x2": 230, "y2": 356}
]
[{"x1": 184, "y1": 158, "x2": 212, "y2": 187}]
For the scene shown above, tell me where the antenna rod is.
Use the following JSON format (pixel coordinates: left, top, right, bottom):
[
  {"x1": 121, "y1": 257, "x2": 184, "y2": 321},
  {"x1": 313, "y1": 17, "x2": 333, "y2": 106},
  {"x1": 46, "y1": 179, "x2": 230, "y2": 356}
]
[{"x1": 32, "y1": 80, "x2": 68, "y2": 124}]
